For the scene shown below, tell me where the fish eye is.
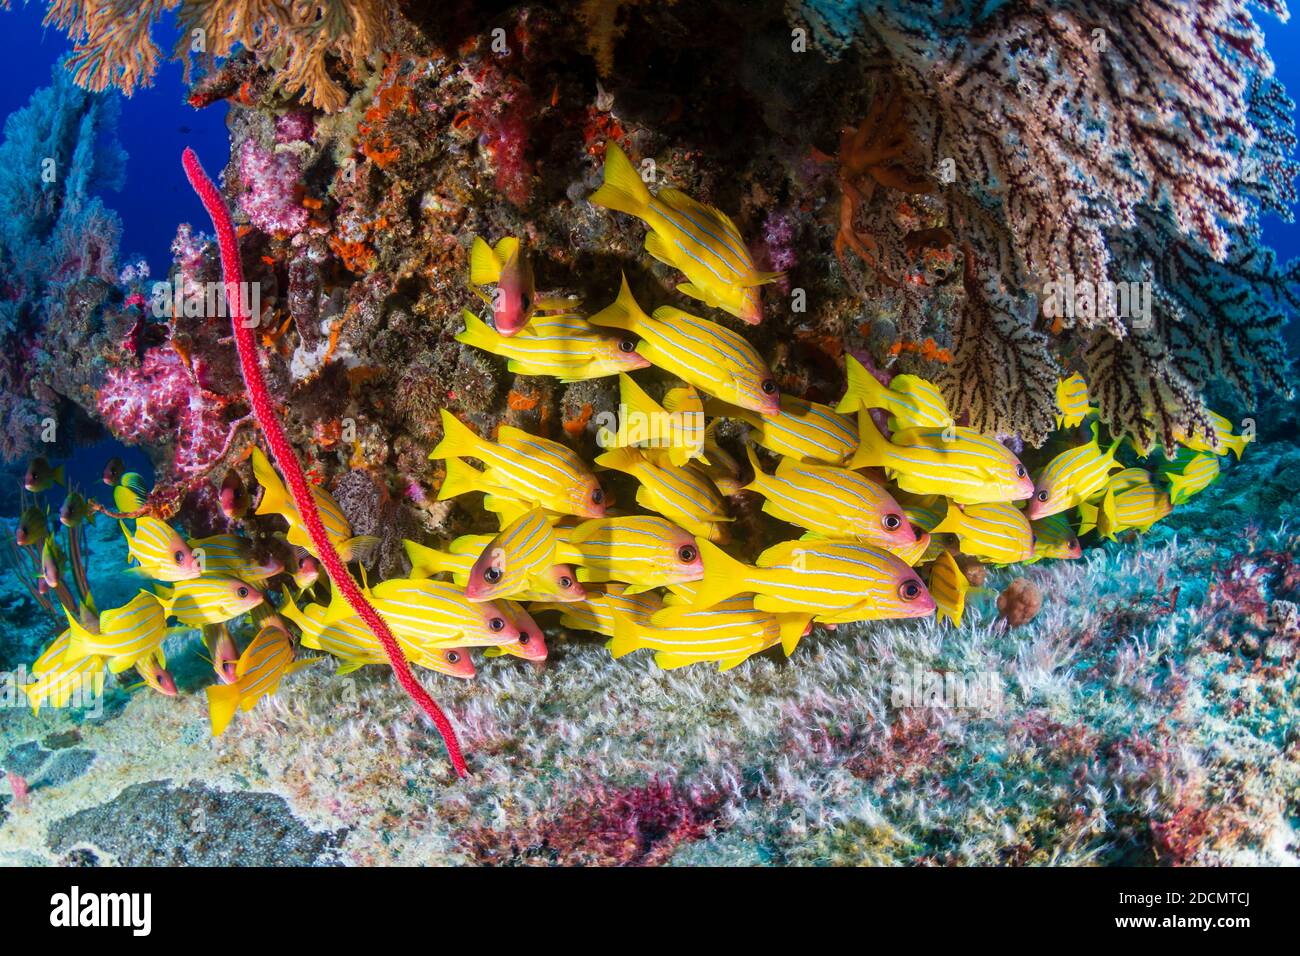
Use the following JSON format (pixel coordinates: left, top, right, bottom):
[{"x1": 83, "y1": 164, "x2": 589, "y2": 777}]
[
  {"x1": 174, "y1": 550, "x2": 185, "y2": 564},
  {"x1": 484, "y1": 566, "x2": 503, "y2": 583},
  {"x1": 1036, "y1": 489, "x2": 1048, "y2": 501},
  {"x1": 489, "y1": 617, "x2": 505, "y2": 632},
  {"x1": 678, "y1": 545, "x2": 697, "y2": 563},
  {"x1": 559, "y1": 575, "x2": 574, "y2": 589},
  {"x1": 1069, "y1": 538, "x2": 1079, "y2": 549},
  {"x1": 591, "y1": 488, "x2": 605, "y2": 505},
  {"x1": 237, "y1": 586, "x2": 249, "y2": 599},
  {"x1": 447, "y1": 651, "x2": 460, "y2": 663},
  {"x1": 520, "y1": 292, "x2": 532, "y2": 310},
  {"x1": 760, "y1": 379, "x2": 777, "y2": 395},
  {"x1": 1030, "y1": 533, "x2": 1038, "y2": 545},
  {"x1": 1015, "y1": 465, "x2": 1027, "y2": 478},
  {"x1": 899, "y1": 580, "x2": 922, "y2": 601},
  {"x1": 619, "y1": 339, "x2": 636, "y2": 353},
  {"x1": 519, "y1": 633, "x2": 532, "y2": 644},
  {"x1": 883, "y1": 514, "x2": 902, "y2": 531}
]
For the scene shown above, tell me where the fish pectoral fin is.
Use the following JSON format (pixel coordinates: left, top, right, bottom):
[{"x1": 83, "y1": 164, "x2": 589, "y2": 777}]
[{"x1": 643, "y1": 230, "x2": 677, "y2": 267}]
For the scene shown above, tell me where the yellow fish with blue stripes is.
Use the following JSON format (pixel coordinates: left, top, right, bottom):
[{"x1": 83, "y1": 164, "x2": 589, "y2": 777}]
[
  {"x1": 1162, "y1": 449, "x2": 1221, "y2": 506},
  {"x1": 1026, "y1": 422, "x2": 1122, "y2": 519},
  {"x1": 932, "y1": 501, "x2": 1035, "y2": 565},
  {"x1": 20, "y1": 631, "x2": 105, "y2": 715},
  {"x1": 251, "y1": 448, "x2": 378, "y2": 564},
  {"x1": 122, "y1": 516, "x2": 202, "y2": 581},
  {"x1": 590, "y1": 143, "x2": 781, "y2": 324},
  {"x1": 155, "y1": 576, "x2": 264, "y2": 626},
  {"x1": 205, "y1": 618, "x2": 312, "y2": 736},
  {"x1": 600, "y1": 373, "x2": 705, "y2": 467},
  {"x1": 464, "y1": 507, "x2": 585, "y2": 603},
  {"x1": 608, "y1": 597, "x2": 782, "y2": 670},
  {"x1": 280, "y1": 593, "x2": 477, "y2": 678},
  {"x1": 925, "y1": 550, "x2": 971, "y2": 627},
  {"x1": 322, "y1": 576, "x2": 524, "y2": 652},
  {"x1": 692, "y1": 539, "x2": 935, "y2": 622},
  {"x1": 589, "y1": 276, "x2": 781, "y2": 416},
  {"x1": 850, "y1": 413, "x2": 1035, "y2": 504},
  {"x1": 742, "y1": 446, "x2": 916, "y2": 549},
  {"x1": 531, "y1": 584, "x2": 665, "y2": 638},
  {"x1": 1029, "y1": 512, "x2": 1083, "y2": 560},
  {"x1": 456, "y1": 309, "x2": 649, "y2": 381},
  {"x1": 1173, "y1": 411, "x2": 1251, "y2": 459},
  {"x1": 63, "y1": 590, "x2": 169, "y2": 674},
  {"x1": 430, "y1": 409, "x2": 608, "y2": 518},
  {"x1": 594, "y1": 445, "x2": 731, "y2": 541},
  {"x1": 565, "y1": 515, "x2": 704, "y2": 589},
  {"x1": 188, "y1": 534, "x2": 282, "y2": 582},
  {"x1": 837, "y1": 355, "x2": 954, "y2": 429},
  {"x1": 1079, "y1": 468, "x2": 1173, "y2": 537},
  {"x1": 707, "y1": 394, "x2": 857, "y2": 464},
  {"x1": 1054, "y1": 373, "x2": 1097, "y2": 428}
]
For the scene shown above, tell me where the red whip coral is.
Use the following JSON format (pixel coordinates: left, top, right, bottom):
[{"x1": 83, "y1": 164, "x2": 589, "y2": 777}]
[{"x1": 181, "y1": 147, "x2": 467, "y2": 778}]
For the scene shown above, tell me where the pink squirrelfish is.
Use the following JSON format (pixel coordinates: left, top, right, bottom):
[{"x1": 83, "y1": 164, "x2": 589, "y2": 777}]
[
  {"x1": 589, "y1": 143, "x2": 780, "y2": 324},
  {"x1": 469, "y1": 236, "x2": 537, "y2": 336}
]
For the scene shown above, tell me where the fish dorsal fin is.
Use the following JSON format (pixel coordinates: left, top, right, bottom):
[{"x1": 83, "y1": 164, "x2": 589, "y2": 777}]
[
  {"x1": 469, "y1": 237, "x2": 502, "y2": 285},
  {"x1": 493, "y1": 236, "x2": 520, "y2": 264}
]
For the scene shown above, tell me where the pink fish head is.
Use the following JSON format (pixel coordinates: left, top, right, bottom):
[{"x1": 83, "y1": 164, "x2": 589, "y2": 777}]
[
  {"x1": 502, "y1": 606, "x2": 549, "y2": 661},
  {"x1": 292, "y1": 553, "x2": 320, "y2": 589},
  {"x1": 492, "y1": 251, "x2": 536, "y2": 336},
  {"x1": 465, "y1": 546, "x2": 509, "y2": 602},
  {"x1": 1025, "y1": 471, "x2": 1063, "y2": 518},
  {"x1": 472, "y1": 600, "x2": 522, "y2": 645},
  {"x1": 570, "y1": 478, "x2": 609, "y2": 519},
  {"x1": 439, "y1": 647, "x2": 477, "y2": 679},
  {"x1": 545, "y1": 564, "x2": 586, "y2": 603},
  {"x1": 665, "y1": 528, "x2": 705, "y2": 583},
  {"x1": 893, "y1": 569, "x2": 937, "y2": 618},
  {"x1": 738, "y1": 286, "x2": 764, "y2": 325},
  {"x1": 212, "y1": 629, "x2": 240, "y2": 684}
]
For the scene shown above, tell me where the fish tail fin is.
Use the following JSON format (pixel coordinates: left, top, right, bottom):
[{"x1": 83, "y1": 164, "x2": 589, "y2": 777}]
[
  {"x1": 618, "y1": 372, "x2": 662, "y2": 426},
  {"x1": 402, "y1": 539, "x2": 443, "y2": 579},
  {"x1": 469, "y1": 237, "x2": 502, "y2": 286},
  {"x1": 1224, "y1": 432, "x2": 1250, "y2": 460},
  {"x1": 1077, "y1": 500, "x2": 1098, "y2": 536},
  {"x1": 429, "y1": 409, "x2": 486, "y2": 462},
  {"x1": 741, "y1": 444, "x2": 769, "y2": 494},
  {"x1": 691, "y1": 539, "x2": 753, "y2": 607},
  {"x1": 837, "y1": 354, "x2": 884, "y2": 414},
  {"x1": 455, "y1": 308, "x2": 498, "y2": 350},
  {"x1": 607, "y1": 608, "x2": 643, "y2": 658},
  {"x1": 589, "y1": 142, "x2": 651, "y2": 219},
  {"x1": 340, "y1": 535, "x2": 380, "y2": 565},
  {"x1": 250, "y1": 447, "x2": 291, "y2": 518},
  {"x1": 205, "y1": 682, "x2": 241, "y2": 737},
  {"x1": 118, "y1": 521, "x2": 137, "y2": 562},
  {"x1": 1098, "y1": 488, "x2": 1118, "y2": 540},
  {"x1": 848, "y1": 410, "x2": 888, "y2": 470},
  {"x1": 1166, "y1": 470, "x2": 1190, "y2": 507},
  {"x1": 930, "y1": 500, "x2": 965, "y2": 537},
  {"x1": 588, "y1": 273, "x2": 650, "y2": 334},
  {"x1": 437, "y1": 457, "x2": 485, "y2": 501},
  {"x1": 593, "y1": 444, "x2": 642, "y2": 476},
  {"x1": 776, "y1": 612, "x2": 811, "y2": 656}
]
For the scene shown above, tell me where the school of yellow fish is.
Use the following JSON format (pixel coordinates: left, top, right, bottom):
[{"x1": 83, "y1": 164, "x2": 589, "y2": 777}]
[{"x1": 14, "y1": 143, "x2": 1252, "y2": 735}]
